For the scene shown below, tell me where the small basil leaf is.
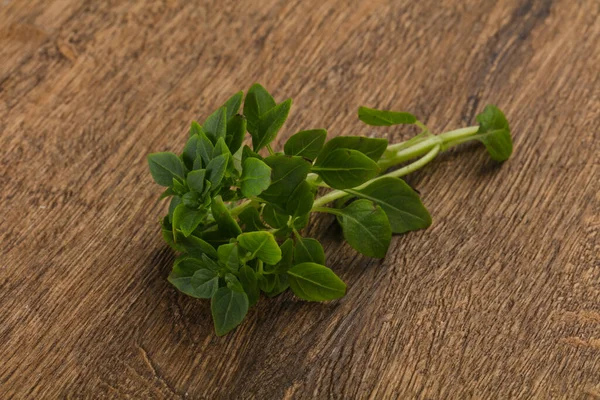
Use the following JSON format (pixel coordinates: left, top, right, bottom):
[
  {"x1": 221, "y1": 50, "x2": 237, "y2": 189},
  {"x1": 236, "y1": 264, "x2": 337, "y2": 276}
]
[
  {"x1": 346, "y1": 177, "x2": 431, "y2": 234},
  {"x1": 225, "y1": 273, "x2": 245, "y2": 293},
  {"x1": 238, "y1": 207, "x2": 267, "y2": 231},
  {"x1": 189, "y1": 269, "x2": 219, "y2": 298},
  {"x1": 240, "y1": 157, "x2": 272, "y2": 198},
  {"x1": 169, "y1": 257, "x2": 218, "y2": 298},
  {"x1": 336, "y1": 199, "x2": 391, "y2": 258},
  {"x1": 168, "y1": 196, "x2": 182, "y2": 223},
  {"x1": 358, "y1": 106, "x2": 417, "y2": 126},
  {"x1": 312, "y1": 148, "x2": 380, "y2": 189},
  {"x1": 252, "y1": 99, "x2": 292, "y2": 151},
  {"x1": 186, "y1": 169, "x2": 206, "y2": 194},
  {"x1": 226, "y1": 114, "x2": 247, "y2": 154},
  {"x1": 159, "y1": 187, "x2": 176, "y2": 200},
  {"x1": 316, "y1": 136, "x2": 388, "y2": 162},
  {"x1": 265, "y1": 274, "x2": 289, "y2": 298},
  {"x1": 262, "y1": 204, "x2": 289, "y2": 229},
  {"x1": 267, "y1": 238, "x2": 294, "y2": 273},
  {"x1": 238, "y1": 265, "x2": 260, "y2": 306},
  {"x1": 294, "y1": 237, "x2": 325, "y2": 265},
  {"x1": 475, "y1": 105, "x2": 513, "y2": 162},
  {"x1": 172, "y1": 177, "x2": 187, "y2": 195},
  {"x1": 206, "y1": 154, "x2": 228, "y2": 187},
  {"x1": 189, "y1": 121, "x2": 204, "y2": 136},
  {"x1": 242, "y1": 145, "x2": 263, "y2": 162},
  {"x1": 237, "y1": 231, "x2": 282, "y2": 265},
  {"x1": 244, "y1": 83, "x2": 276, "y2": 135},
  {"x1": 285, "y1": 181, "x2": 314, "y2": 217},
  {"x1": 257, "y1": 273, "x2": 276, "y2": 293},
  {"x1": 147, "y1": 152, "x2": 185, "y2": 187},
  {"x1": 211, "y1": 195, "x2": 242, "y2": 238},
  {"x1": 182, "y1": 191, "x2": 201, "y2": 209},
  {"x1": 196, "y1": 130, "x2": 215, "y2": 166},
  {"x1": 176, "y1": 234, "x2": 218, "y2": 259},
  {"x1": 260, "y1": 155, "x2": 311, "y2": 207},
  {"x1": 203, "y1": 107, "x2": 227, "y2": 144},
  {"x1": 212, "y1": 137, "x2": 230, "y2": 159},
  {"x1": 293, "y1": 214, "x2": 310, "y2": 230},
  {"x1": 218, "y1": 243, "x2": 240, "y2": 272},
  {"x1": 283, "y1": 129, "x2": 327, "y2": 160},
  {"x1": 223, "y1": 91, "x2": 243, "y2": 121},
  {"x1": 287, "y1": 262, "x2": 346, "y2": 301},
  {"x1": 211, "y1": 287, "x2": 249, "y2": 336},
  {"x1": 182, "y1": 134, "x2": 199, "y2": 170},
  {"x1": 173, "y1": 203, "x2": 207, "y2": 237}
]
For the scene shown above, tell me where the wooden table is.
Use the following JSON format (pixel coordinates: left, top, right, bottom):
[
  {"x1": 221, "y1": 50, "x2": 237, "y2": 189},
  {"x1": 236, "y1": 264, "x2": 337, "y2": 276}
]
[{"x1": 1, "y1": 0, "x2": 598, "y2": 398}]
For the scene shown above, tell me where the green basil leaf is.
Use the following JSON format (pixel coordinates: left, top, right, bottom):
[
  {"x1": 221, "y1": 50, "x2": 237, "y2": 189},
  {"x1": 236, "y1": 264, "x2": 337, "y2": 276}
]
[
  {"x1": 203, "y1": 106, "x2": 227, "y2": 144},
  {"x1": 168, "y1": 196, "x2": 182, "y2": 223},
  {"x1": 294, "y1": 237, "x2": 325, "y2": 265},
  {"x1": 176, "y1": 233, "x2": 217, "y2": 259},
  {"x1": 225, "y1": 114, "x2": 246, "y2": 155},
  {"x1": 240, "y1": 157, "x2": 272, "y2": 198},
  {"x1": 218, "y1": 243, "x2": 240, "y2": 272},
  {"x1": 186, "y1": 169, "x2": 206, "y2": 194},
  {"x1": 358, "y1": 106, "x2": 417, "y2": 126},
  {"x1": 238, "y1": 265, "x2": 260, "y2": 306},
  {"x1": 161, "y1": 218, "x2": 185, "y2": 252},
  {"x1": 336, "y1": 199, "x2": 391, "y2": 258},
  {"x1": 225, "y1": 273, "x2": 245, "y2": 292},
  {"x1": 346, "y1": 177, "x2": 431, "y2": 234},
  {"x1": 189, "y1": 269, "x2": 219, "y2": 298},
  {"x1": 173, "y1": 203, "x2": 207, "y2": 237},
  {"x1": 212, "y1": 137, "x2": 230, "y2": 159},
  {"x1": 262, "y1": 204, "x2": 289, "y2": 229},
  {"x1": 196, "y1": 130, "x2": 215, "y2": 166},
  {"x1": 287, "y1": 262, "x2": 346, "y2": 301},
  {"x1": 168, "y1": 257, "x2": 217, "y2": 298},
  {"x1": 264, "y1": 274, "x2": 289, "y2": 298},
  {"x1": 283, "y1": 129, "x2": 327, "y2": 160},
  {"x1": 159, "y1": 187, "x2": 176, "y2": 200},
  {"x1": 147, "y1": 152, "x2": 185, "y2": 187},
  {"x1": 211, "y1": 195, "x2": 242, "y2": 238},
  {"x1": 206, "y1": 154, "x2": 228, "y2": 187},
  {"x1": 293, "y1": 214, "x2": 309, "y2": 230},
  {"x1": 257, "y1": 273, "x2": 276, "y2": 293},
  {"x1": 223, "y1": 91, "x2": 243, "y2": 121},
  {"x1": 266, "y1": 238, "x2": 294, "y2": 274},
  {"x1": 316, "y1": 136, "x2": 388, "y2": 162},
  {"x1": 182, "y1": 134, "x2": 199, "y2": 170},
  {"x1": 181, "y1": 191, "x2": 201, "y2": 208},
  {"x1": 211, "y1": 287, "x2": 249, "y2": 336},
  {"x1": 312, "y1": 148, "x2": 380, "y2": 189},
  {"x1": 475, "y1": 105, "x2": 513, "y2": 162},
  {"x1": 172, "y1": 177, "x2": 187, "y2": 195},
  {"x1": 242, "y1": 145, "x2": 262, "y2": 162},
  {"x1": 260, "y1": 155, "x2": 311, "y2": 207},
  {"x1": 237, "y1": 231, "x2": 282, "y2": 265},
  {"x1": 285, "y1": 181, "x2": 314, "y2": 217},
  {"x1": 200, "y1": 253, "x2": 221, "y2": 271},
  {"x1": 244, "y1": 83, "x2": 276, "y2": 135},
  {"x1": 238, "y1": 206, "x2": 267, "y2": 231},
  {"x1": 189, "y1": 121, "x2": 204, "y2": 137},
  {"x1": 252, "y1": 99, "x2": 292, "y2": 151}
]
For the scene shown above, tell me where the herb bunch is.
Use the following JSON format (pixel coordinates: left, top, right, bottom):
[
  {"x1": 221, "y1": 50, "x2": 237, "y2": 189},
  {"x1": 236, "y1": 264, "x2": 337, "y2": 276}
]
[{"x1": 148, "y1": 84, "x2": 512, "y2": 336}]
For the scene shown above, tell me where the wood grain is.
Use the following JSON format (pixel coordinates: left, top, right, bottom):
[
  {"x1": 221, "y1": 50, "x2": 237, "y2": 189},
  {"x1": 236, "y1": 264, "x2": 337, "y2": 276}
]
[{"x1": 1, "y1": 0, "x2": 599, "y2": 398}]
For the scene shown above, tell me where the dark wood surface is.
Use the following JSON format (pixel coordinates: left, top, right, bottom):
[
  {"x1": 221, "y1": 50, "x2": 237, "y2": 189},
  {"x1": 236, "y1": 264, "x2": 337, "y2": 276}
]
[{"x1": 1, "y1": 0, "x2": 599, "y2": 398}]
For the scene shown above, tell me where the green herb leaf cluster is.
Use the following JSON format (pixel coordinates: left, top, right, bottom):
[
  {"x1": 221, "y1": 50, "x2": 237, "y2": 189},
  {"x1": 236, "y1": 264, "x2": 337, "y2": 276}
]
[{"x1": 148, "y1": 84, "x2": 513, "y2": 335}]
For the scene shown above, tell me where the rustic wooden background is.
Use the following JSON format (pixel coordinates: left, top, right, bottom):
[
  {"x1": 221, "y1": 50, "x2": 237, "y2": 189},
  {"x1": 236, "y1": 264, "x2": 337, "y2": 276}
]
[{"x1": 1, "y1": 0, "x2": 599, "y2": 398}]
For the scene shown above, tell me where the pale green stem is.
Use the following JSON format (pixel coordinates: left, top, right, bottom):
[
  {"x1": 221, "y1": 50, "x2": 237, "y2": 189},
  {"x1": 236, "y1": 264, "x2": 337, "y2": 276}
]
[{"x1": 312, "y1": 145, "x2": 441, "y2": 208}]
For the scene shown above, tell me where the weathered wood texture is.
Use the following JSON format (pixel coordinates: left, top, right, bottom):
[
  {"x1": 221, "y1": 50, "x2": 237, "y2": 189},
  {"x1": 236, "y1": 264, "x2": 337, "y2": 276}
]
[{"x1": 1, "y1": 0, "x2": 599, "y2": 398}]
